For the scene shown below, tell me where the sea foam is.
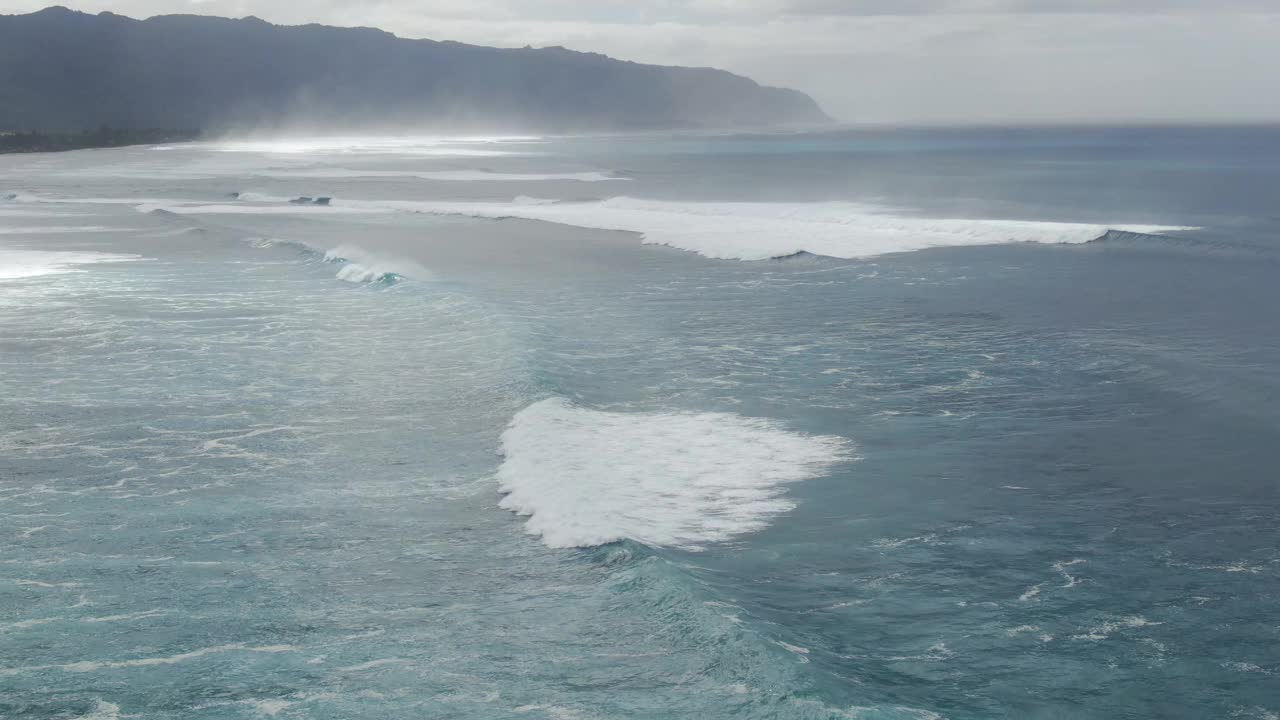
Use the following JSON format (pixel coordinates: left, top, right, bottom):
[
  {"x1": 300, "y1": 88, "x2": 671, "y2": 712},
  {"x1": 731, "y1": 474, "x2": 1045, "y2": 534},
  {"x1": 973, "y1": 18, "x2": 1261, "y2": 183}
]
[
  {"x1": 368, "y1": 196, "x2": 1196, "y2": 261},
  {"x1": 496, "y1": 398, "x2": 851, "y2": 550},
  {"x1": 0, "y1": 248, "x2": 143, "y2": 280}
]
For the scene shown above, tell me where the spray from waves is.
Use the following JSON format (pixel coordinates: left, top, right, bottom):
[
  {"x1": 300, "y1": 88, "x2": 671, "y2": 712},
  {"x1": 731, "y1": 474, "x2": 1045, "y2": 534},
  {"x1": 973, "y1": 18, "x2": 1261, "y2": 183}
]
[
  {"x1": 496, "y1": 398, "x2": 852, "y2": 551},
  {"x1": 247, "y1": 238, "x2": 430, "y2": 284},
  {"x1": 344, "y1": 196, "x2": 1198, "y2": 261},
  {"x1": 322, "y1": 245, "x2": 430, "y2": 284}
]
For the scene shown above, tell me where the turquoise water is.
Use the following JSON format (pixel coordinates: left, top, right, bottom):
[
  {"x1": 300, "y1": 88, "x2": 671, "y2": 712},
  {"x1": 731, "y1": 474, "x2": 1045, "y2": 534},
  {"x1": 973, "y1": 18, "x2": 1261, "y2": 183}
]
[{"x1": 2, "y1": 129, "x2": 1279, "y2": 719}]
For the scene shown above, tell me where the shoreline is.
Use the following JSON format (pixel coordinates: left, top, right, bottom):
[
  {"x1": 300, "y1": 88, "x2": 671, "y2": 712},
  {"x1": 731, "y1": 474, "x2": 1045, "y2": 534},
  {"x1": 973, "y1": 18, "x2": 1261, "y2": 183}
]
[{"x1": 0, "y1": 129, "x2": 201, "y2": 155}]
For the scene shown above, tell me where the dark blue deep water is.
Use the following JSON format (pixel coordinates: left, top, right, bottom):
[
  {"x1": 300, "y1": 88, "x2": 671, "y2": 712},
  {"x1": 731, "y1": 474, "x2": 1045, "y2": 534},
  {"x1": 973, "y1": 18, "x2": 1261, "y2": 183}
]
[{"x1": 1, "y1": 127, "x2": 1278, "y2": 719}]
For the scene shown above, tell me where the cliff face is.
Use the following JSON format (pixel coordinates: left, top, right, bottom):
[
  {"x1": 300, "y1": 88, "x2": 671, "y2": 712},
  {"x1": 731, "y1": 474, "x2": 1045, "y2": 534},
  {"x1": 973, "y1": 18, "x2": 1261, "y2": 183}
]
[{"x1": 0, "y1": 7, "x2": 831, "y2": 132}]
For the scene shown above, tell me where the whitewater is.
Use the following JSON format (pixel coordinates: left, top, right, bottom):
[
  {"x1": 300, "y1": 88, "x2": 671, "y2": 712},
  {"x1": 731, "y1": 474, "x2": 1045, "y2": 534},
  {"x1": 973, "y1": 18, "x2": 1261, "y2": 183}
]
[
  {"x1": 13, "y1": 191, "x2": 1196, "y2": 261},
  {"x1": 2, "y1": 128, "x2": 1279, "y2": 720}
]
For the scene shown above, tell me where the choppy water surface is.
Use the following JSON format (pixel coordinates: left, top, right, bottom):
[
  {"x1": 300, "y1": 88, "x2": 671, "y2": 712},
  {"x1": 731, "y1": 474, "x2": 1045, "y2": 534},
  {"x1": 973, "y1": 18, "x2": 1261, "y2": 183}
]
[{"x1": 2, "y1": 128, "x2": 1279, "y2": 719}]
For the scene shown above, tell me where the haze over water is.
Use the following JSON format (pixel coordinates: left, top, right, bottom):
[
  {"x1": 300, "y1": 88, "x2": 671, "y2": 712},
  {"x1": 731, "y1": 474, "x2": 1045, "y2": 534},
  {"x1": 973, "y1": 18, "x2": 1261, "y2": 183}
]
[{"x1": 2, "y1": 127, "x2": 1279, "y2": 719}]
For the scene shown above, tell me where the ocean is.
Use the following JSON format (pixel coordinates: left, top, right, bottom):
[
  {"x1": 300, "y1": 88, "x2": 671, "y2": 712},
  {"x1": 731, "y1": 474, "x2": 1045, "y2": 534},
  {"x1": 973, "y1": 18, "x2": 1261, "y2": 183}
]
[{"x1": 1, "y1": 126, "x2": 1278, "y2": 719}]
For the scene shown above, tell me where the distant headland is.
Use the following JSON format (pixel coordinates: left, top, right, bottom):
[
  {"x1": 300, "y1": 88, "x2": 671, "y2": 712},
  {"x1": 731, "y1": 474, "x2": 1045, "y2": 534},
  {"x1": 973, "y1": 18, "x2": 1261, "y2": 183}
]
[{"x1": 0, "y1": 7, "x2": 831, "y2": 136}]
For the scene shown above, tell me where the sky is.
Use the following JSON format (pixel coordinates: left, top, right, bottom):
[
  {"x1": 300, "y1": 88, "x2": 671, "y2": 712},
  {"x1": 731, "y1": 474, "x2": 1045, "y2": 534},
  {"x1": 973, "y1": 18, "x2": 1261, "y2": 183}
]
[{"x1": 2, "y1": 0, "x2": 1279, "y2": 124}]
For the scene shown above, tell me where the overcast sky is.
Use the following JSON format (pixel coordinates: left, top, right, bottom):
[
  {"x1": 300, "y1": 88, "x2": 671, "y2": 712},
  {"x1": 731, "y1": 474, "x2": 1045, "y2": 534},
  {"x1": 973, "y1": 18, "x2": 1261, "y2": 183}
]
[{"x1": 3, "y1": 1, "x2": 1279, "y2": 123}]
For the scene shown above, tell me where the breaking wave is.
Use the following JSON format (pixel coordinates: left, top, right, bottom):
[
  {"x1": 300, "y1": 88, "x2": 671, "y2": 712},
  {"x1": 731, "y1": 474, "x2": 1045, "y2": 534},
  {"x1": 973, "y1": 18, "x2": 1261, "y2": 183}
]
[
  {"x1": 496, "y1": 398, "x2": 852, "y2": 550},
  {"x1": 302, "y1": 196, "x2": 1200, "y2": 261},
  {"x1": 322, "y1": 245, "x2": 428, "y2": 284},
  {"x1": 246, "y1": 238, "x2": 430, "y2": 284},
  {"x1": 10, "y1": 191, "x2": 1196, "y2": 262}
]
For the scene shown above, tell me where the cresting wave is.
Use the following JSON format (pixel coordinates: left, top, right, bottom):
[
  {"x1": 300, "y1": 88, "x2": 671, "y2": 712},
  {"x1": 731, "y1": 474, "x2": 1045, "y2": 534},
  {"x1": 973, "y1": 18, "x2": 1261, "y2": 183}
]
[
  {"x1": 496, "y1": 398, "x2": 852, "y2": 550},
  {"x1": 247, "y1": 238, "x2": 430, "y2": 283},
  {"x1": 322, "y1": 244, "x2": 432, "y2": 283}
]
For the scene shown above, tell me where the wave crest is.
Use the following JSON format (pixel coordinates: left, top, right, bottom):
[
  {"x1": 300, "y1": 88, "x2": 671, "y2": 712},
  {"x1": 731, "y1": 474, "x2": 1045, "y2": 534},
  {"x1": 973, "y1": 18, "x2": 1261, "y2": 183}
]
[{"x1": 322, "y1": 244, "x2": 433, "y2": 284}]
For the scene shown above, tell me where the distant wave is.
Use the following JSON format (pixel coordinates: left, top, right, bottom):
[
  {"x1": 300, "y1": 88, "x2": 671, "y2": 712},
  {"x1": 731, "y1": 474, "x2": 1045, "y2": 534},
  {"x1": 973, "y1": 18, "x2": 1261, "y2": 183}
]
[
  {"x1": 0, "y1": 207, "x2": 63, "y2": 217},
  {"x1": 0, "y1": 248, "x2": 144, "y2": 280},
  {"x1": 259, "y1": 169, "x2": 626, "y2": 183},
  {"x1": 317, "y1": 196, "x2": 1199, "y2": 261},
  {"x1": 9, "y1": 189, "x2": 1198, "y2": 262},
  {"x1": 6, "y1": 192, "x2": 182, "y2": 206},
  {"x1": 233, "y1": 192, "x2": 291, "y2": 203},
  {"x1": 512, "y1": 195, "x2": 560, "y2": 206},
  {"x1": 496, "y1": 398, "x2": 852, "y2": 550},
  {"x1": 202, "y1": 135, "x2": 544, "y2": 157},
  {"x1": 137, "y1": 201, "x2": 386, "y2": 216},
  {"x1": 0, "y1": 226, "x2": 138, "y2": 235}
]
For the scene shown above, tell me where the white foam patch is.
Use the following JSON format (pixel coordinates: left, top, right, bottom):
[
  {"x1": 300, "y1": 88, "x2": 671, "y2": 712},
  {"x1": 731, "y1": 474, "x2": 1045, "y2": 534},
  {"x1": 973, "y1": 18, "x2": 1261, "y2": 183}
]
[
  {"x1": 370, "y1": 196, "x2": 1196, "y2": 261},
  {"x1": 0, "y1": 248, "x2": 144, "y2": 280},
  {"x1": 496, "y1": 398, "x2": 851, "y2": 550},
  {"x1": 263, "y1": 169, "x2": 623, "y2": 182}
]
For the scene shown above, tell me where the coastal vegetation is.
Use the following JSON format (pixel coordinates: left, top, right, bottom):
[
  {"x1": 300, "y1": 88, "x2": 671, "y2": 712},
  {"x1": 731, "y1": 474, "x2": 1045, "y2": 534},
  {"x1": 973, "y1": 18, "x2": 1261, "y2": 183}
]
[{"x1": 0, "y1": 127, "x2": 201, "y2": 154}]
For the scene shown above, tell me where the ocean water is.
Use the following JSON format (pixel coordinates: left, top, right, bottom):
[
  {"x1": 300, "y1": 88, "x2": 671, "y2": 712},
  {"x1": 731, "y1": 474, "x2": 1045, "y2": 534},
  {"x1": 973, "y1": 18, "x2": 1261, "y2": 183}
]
[{"x1": 2, "y1": 127, "x2": 1279, "y2": 719}]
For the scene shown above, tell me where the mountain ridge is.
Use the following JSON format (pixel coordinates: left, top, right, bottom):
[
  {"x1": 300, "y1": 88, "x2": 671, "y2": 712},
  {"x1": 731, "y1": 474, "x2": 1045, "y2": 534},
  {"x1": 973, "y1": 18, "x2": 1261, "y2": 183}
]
[{"x1": 0, "y1": 6, "x2": 831, "y2": 133}]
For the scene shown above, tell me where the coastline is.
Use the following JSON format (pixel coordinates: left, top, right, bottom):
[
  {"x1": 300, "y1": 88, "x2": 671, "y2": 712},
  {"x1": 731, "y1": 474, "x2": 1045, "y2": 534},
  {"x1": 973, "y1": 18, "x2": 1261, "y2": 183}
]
[{"x1": 0, "y1": 129, "x2": 201, "y2": 155}]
